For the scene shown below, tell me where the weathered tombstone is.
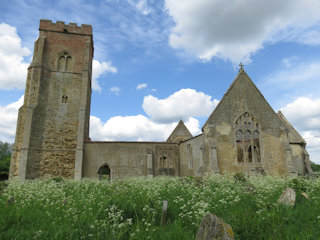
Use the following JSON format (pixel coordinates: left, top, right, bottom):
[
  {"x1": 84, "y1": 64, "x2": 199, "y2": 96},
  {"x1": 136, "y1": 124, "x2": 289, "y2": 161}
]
[
  {"x1": 277, "y1": 187, "x2": 296, "y2": 206},
  {"x1": 161, "y1": 200, "x2": 168, "y2": 226},
  {"x1": 195, "y1": 213, "x2": 234, "y2": 240}
]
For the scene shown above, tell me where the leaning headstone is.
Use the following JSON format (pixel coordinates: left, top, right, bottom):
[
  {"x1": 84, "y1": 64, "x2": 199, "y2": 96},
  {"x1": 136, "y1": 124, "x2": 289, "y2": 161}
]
[
  {"x1": 161, "y1": 200, "x2": 168, "y2": 226},
  {"x1": 277, "y1": 187, "x2": 296, "y2": 206},
  {"x1": 195, "y1": 213, "x2": 234, "y2": 240}
]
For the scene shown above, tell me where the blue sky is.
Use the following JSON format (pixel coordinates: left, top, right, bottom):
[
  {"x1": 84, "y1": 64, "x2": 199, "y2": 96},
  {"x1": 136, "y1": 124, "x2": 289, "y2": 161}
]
[{"x1": 0, "y1": 0, "x2": 320, "y2": 163}]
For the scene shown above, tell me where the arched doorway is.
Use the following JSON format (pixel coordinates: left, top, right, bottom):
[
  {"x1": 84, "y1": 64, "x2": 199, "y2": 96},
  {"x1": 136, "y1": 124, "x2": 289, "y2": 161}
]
[{"x1": 98, "y1": 164, "x2": 111, "y2": 180}]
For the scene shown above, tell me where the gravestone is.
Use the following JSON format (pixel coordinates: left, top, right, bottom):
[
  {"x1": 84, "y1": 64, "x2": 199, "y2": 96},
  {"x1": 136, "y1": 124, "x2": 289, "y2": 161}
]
[
  {"x1": 277, "y1": 187, "x2": 296, "y2": 206},
  {"x1": 195, "y1": 213, "x2": 234, "y2": 240},
  {"x1": 161, "y1": 200, "x2": 168, "y2": 226}
]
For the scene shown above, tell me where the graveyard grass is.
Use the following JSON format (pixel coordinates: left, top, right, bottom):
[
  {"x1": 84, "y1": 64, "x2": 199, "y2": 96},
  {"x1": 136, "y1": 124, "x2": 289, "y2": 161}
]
[{"x1": 0, "y1": 175, "x2": 320, "y2": 240}]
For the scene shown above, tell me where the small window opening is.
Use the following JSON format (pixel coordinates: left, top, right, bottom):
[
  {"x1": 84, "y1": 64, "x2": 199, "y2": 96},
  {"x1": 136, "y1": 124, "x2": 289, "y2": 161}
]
[{"x1": 62, "y1": 95, "x2": 68, "y2": 103}]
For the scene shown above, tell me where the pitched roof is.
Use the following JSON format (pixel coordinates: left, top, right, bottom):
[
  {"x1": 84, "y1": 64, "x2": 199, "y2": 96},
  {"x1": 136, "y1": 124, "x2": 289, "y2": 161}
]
[
  {"x1": 166, "y1": 120, "x2": 193, "y2": 143},
  {"x1": 277, "y1": 111, "x2": 306, "y2": 144},
  {"x1": 202, "y1": 68, "x2": 280, "y2": 130}
]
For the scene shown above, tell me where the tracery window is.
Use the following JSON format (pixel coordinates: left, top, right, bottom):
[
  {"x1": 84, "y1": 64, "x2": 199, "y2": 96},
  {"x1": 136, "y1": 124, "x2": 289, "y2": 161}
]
[
  {"x1": 58, "y1": 51, "x2": 72, "y2": 72},
  {"x1": 235, "y1": 112, "x2": 261, "y2": 163}
]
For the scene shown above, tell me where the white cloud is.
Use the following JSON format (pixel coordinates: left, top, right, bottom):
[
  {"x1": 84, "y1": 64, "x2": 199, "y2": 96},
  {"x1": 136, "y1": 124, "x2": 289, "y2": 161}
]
[
  {"x1": 165, "y1": 0, "x2": 320, "y2": 63},
  {"x1": 143, "y1": 88, "x2": 219, "y2": 123},
  {"x1": 109, "y1": 86, "x2": 121, "y2": 95},
  {"x1": 269, "y1": 61, "x2": 320, "y2": 86},
  {"x1": 281, "y1": 97, "x2": 320, "y2": 164},
  {"x1": 0, "y1": 95, "x2": 24, "y2": 143},
  {"x1": 263, "y1": 61, "x2": 320, "y2": 102},
  {"x1": 281, "y1": 97, "x2": 320, "y2": 130},
  {"x1": 136, "y1": 83, "x2": 147, "y2": 90},
  {"x1": 90, "y1": 115, "x2": 200, "y2": 141},
  {"x1": 0, "y1": 23, "x2": 31, "y2": 89},
  {"x1": 92, "y1": 60, "x2": 117, "y2": 92},
  {"x1": 128, "y1": 0, "x2": 151, "y2": 15},
  {"x1": 281, "y1": 56, "x2": 298, "y2": 68}
]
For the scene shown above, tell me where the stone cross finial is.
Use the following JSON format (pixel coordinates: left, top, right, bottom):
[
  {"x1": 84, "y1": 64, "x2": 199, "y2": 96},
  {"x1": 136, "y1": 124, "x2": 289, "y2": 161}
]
[{"x1": 239, "y1": 62, "x2": 244, "y2": 69}]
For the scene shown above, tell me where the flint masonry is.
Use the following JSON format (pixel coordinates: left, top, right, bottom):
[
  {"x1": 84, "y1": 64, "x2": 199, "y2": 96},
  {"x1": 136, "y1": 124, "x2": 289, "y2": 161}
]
[{"x1": 9, "y1": 20, "x2": 313, "y2": 180}]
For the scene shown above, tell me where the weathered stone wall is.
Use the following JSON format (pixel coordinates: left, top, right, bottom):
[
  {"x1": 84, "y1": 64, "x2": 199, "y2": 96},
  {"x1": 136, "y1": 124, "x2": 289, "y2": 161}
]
[
  {"x1": 290, "y1": 144, "x2": 306, "y2": 175},
  {"x1": 179, "y1": 135, "x2": 205, "y2": 177},
  {"x1": 83, "y1": 142, "x2": 179, "y2": 179},
  {"x1": 10, "y1": 20, "x2": 93, "y2": 179},
  {"x1": 202, "y1": 70, "x2": 292, "y2": 176}
]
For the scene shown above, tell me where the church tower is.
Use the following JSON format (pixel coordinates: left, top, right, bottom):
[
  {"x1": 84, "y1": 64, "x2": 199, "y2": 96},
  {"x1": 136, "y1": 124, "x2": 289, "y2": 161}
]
[{"x1": 9, "y1": 20, "x2": 93, "y2": 179}]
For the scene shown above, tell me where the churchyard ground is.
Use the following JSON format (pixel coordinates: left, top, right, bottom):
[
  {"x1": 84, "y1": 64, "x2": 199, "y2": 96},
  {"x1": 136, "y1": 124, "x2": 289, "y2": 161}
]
[{"x1": 0, "y1": 175, "x2": 319, "y2": 239}]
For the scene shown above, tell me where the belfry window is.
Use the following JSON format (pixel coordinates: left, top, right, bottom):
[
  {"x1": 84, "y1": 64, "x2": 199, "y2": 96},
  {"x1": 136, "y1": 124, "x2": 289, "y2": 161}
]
[
  {"x1": 62, "y1": 95, "x2": 68, "y2": 103},
  {"x1": 235, "y1": 112, "x2": 261, "y2": 163},
  {"x1": 58, "y1": 51, "x2": 72, "y2": 72}
]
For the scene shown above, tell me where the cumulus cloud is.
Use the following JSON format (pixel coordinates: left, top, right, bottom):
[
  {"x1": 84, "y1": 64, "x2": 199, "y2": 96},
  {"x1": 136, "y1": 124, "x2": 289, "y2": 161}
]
[
  {"x1": 0, "y1": 95, "x2": 24, "y2": 142},
  {"x1": 136, "y1": 83, "x2": 147, "y2": 90},
  {"x1": 109, "y1": 86, "x2": 120, "y2": 95},
  {"x1": 281, "y1": 97, "x2": 320, "y2": 130},
  {"x1": 90, "y1": 115, "x2": 200, "y2": 141},
  {"x1": 165, "y1": 0, "x2": 320, "y2": 63},
  {"x1": 281, "y1": 97, "x2": 320, "y2": 163},
  {"x1": 92, "y1": 60, "x2": 117, "y2": 92},
  {"x1": 143, "y1": 88, "x2": 219, "y2": 123},
  {"x1": 0, "y1": 23, "x2": 31, "y2": 89}
]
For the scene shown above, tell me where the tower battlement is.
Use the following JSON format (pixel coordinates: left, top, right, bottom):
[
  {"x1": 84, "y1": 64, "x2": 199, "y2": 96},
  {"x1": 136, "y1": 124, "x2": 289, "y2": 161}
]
[{"x1": 39, "y1": 19, "x2": 92, "y2": 36}]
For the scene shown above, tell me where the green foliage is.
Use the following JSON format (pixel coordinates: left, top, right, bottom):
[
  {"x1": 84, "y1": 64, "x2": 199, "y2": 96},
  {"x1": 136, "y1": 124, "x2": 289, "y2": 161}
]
[
  {"x1": 310, "y1": 161, "x2": 320, "y2": 172},
  {"x1": 233, "y1": 172, "x2": 247, "y2": 182},
  {"x1": 0, "y1": 141, "x2": 12, "y2": 180},
  {"x1": 288, "y1": 177, "x2": 307, "y2": 193},
  {"x1": 0, "y1": 176, "x2": 319, "y2": 240}
]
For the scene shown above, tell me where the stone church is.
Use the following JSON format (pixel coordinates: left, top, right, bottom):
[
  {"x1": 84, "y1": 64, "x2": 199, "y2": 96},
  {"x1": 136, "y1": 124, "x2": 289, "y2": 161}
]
[{"x1": 9, "y1": 20, "x2": 313, "y2": 180}]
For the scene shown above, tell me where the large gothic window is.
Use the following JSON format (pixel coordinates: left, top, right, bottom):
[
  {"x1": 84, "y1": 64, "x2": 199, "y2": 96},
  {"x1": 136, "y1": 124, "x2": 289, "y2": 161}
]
[{"x1": 235, "y1": 112, "x2": 261, "y2": 163}]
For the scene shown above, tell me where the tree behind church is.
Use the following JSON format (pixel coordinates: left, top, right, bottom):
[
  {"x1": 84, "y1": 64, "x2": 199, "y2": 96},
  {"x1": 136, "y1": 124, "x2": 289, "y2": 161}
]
[{"x1": 0, "y1": 141, "x2": 12, "y2": 180}]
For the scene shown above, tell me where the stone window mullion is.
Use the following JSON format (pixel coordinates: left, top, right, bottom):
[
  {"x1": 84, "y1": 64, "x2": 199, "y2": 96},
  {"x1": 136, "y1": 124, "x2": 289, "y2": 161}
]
[{"x1": 236, "y1": 112, "x2": 260, "y2": 164}]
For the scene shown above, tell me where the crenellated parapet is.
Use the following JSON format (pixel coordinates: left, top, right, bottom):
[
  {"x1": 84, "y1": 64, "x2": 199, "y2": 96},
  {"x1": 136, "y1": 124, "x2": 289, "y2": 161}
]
[{"x1": 39, "y1": 19, "x2": 92, "y2": 36}]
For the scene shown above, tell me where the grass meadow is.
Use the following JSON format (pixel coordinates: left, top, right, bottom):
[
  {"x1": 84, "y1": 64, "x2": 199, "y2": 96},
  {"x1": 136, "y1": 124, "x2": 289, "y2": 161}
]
[{"x1": 0, "y1": 175, "x2": 319, "y2": 240}]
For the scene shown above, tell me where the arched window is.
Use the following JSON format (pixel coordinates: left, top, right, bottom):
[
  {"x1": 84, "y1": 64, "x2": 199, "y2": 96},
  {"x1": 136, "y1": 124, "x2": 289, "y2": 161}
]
[
  {"x1": 98, "y1": 164, "x2": 111, "y2": 180},
  {"x1": 235, "y1": 112, "x2": 261, "y2": 163},
  {"x1": 58, "y1": 51, "x2": 72, "y2": 72}
]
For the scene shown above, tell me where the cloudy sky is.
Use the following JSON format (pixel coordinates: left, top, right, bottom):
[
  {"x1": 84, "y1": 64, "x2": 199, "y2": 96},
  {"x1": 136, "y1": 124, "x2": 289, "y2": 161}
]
[{"x1": 0, "y1": 0, "x2": 320, "y2": 163}]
